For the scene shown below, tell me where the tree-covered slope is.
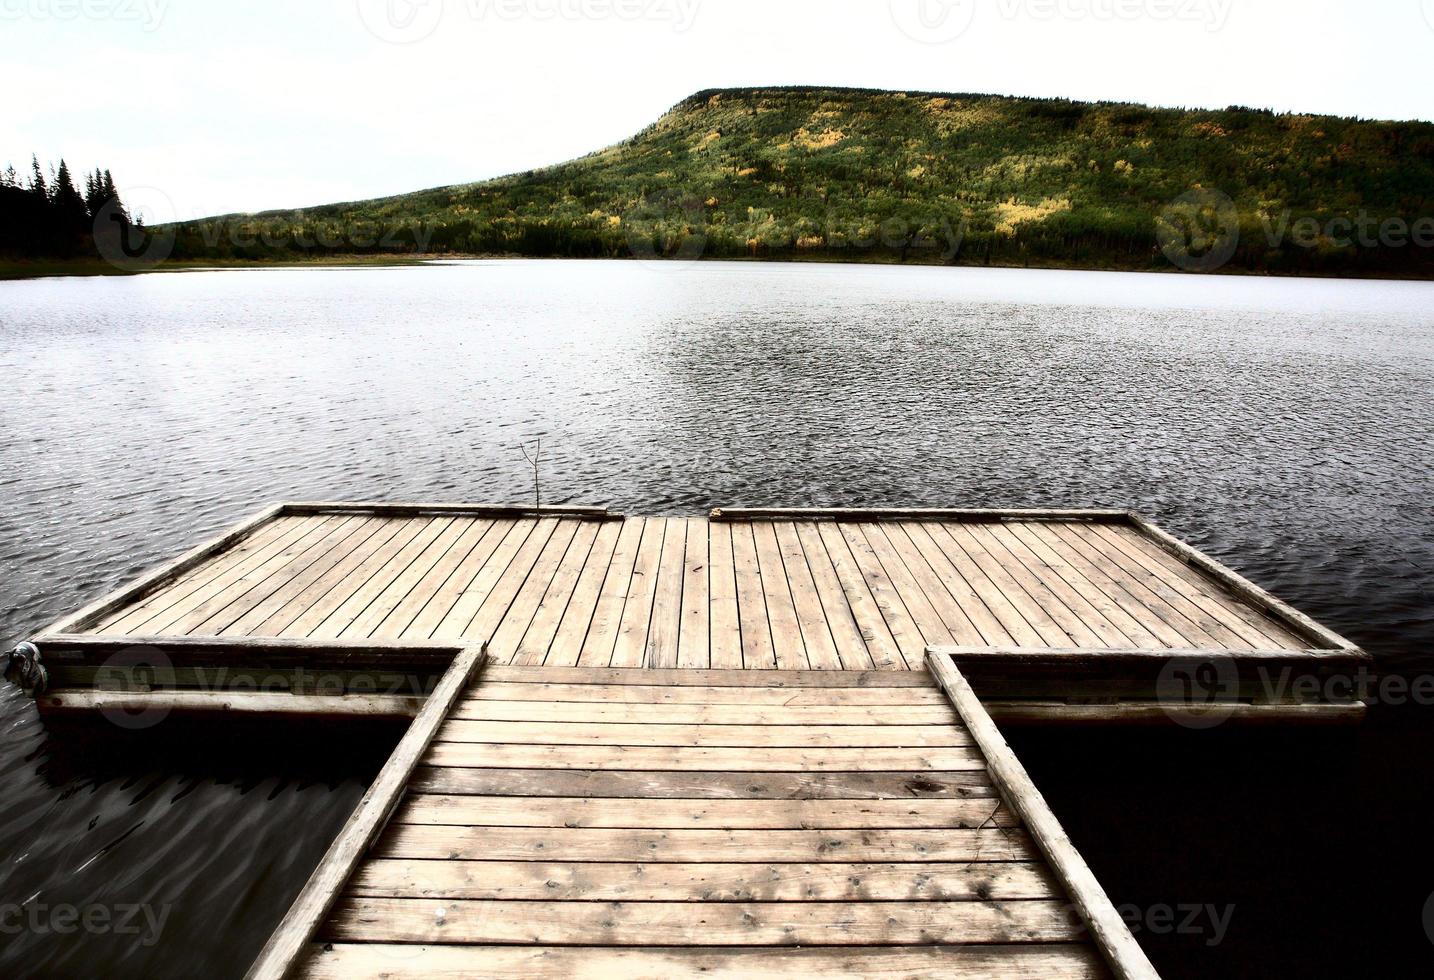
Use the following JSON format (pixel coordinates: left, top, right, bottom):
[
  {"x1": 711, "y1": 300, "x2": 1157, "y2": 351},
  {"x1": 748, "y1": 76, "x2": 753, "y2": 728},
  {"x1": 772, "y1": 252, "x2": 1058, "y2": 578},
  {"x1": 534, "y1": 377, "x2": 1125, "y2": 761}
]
[{"x1": 172, "y1": 86, "x2": 1434, "y2": 276}]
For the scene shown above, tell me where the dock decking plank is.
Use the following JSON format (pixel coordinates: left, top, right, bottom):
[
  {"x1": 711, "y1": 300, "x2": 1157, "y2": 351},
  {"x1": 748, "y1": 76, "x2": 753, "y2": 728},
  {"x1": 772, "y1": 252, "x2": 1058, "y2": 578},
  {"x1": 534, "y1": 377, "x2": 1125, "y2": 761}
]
[
  {"x1": 646, "y1": 517, "x2": 689, "y2": 669},
  {"x1": 611, "y1": 517, "x2": 666, "y2": 668},
  {"x1": 677, "y1": 517, "x2": 710, "y2": 669},
  {"x1": 510, "y1": 520, "x2": 603, "y2": 666},
  {"x1": 543, "y1": 519, "x2": 624, "y2": 667},
  {"x1": 302, "y1": 943, "x2": 1107, "y2": 979},
  {"x1": 706, "y1": 520, "x2": 743, "y2": 669},
  {"x1": 349, "y1": 858, "x2": 1050, "y2": 900},
  {"x1": 393, "y1": 795, "x2": 1007, "y2": 829}
]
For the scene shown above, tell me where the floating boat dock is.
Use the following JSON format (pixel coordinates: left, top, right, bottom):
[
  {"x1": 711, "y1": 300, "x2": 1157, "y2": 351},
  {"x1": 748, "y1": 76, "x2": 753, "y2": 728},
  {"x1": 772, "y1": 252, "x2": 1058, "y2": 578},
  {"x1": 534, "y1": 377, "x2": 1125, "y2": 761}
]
[{"x1": 10, "y1": 503, "x2": 1370, "y2": 978}]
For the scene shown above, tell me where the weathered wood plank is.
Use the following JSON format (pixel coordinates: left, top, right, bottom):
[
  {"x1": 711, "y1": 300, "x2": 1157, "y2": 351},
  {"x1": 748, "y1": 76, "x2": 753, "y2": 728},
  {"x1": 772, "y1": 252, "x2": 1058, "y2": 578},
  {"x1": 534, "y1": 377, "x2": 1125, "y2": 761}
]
[
  {"x1": 302, "y1": 943, "x2": 1107, "y2": 980},
  {"x1": 1094, "y1": 524, "x2": 1303, "y2": 648},
  {"x1": 1128, "y1": 511, "x2": 1357, "y2": 650},
  {"x1": 1026, "y1": 523, "x2": 1197, "y2": 648},
  {"x1": 448, "y1": 700, "x2": 960, "y2": 725},
  {"x1": 774, "y1": 522, "x2": 843, "y2": 670},
  {"x1": 349, "y1": 859, "x2": 1052, "y2": 901},
  {"x1": 367, "y1": 518, "x2": 499, "y2": 640},
  {"x1": 461, "y1": 681, "x2": 949, "y2": 705},
  {"x1": 811, "y1": 521, "x2": 904, "y2": 670},
  {"x1": 543, "y1": 519, "x2": 623, "y2": 667},
  {"x1": 394, "y1": 795, "x2": 1007, "y2": 828},
  {"x1": 730, "y1": 521, "x2": 776, "y2": 669},
  {"x1": 307, "y1": 519, "x2": 457, "y2": 641},
  {"x1": 897, "y1": 523, "x2": 1015, "y2": 647},
  {"x1": 576, "y1": 517, "x2": 644, "y2": 666},
  {"x1": 148, "y1": 516, "x2": 350, "y2": 636},
  {"x1": 751, "y1": 521, "x2": 807, "y2": 669},
  {"x1": 1005, "y1": 522, "x2": 1164, "y2": 647},
  {"x1": 706, "y1": 520, "x2": 743, "y2": 669},
  {"x1": 324, "y1": 897, "x2": 1075, "y2": 945},
  {"x1": 483, "y1": 519, "x2": 582, "y2": 661},
  {"x1": 220, "y1": 517, "x2": 388, "y2": 637},
  {"x1": 435, "y1": 720, "x2": 971, "y2": 747},
  {"x1": 508, "y1": 520, "x2": 602, "y2": 665},
  {"x1": 479, "y1": 666, "x2": 934, "y2": 687},
  {"x1": 399, "y1": 519, "x2": 522, "y2": 639},
  {"x1": 611, "y1": 518, "x2": 666, "y2": 668},
  {"x1": 677, "y1": 517, "x2": 710, "y2": 669},
  {"x1": 423, "y1": 743, "x2": 986, "y2": 772},
  {"x1": 425, "y1": 520, "x2": 542, "y2": 640},
  {"x1": 445, "y1": 518, "x2": 561, "y2": 643},
  {"x1": 338, "y1": 519, "x2": 475, "y2": 640},
  {"x1": 373, "y1": 826, "x2": 1035, "y2": 863},
  {"x1": 645, "y1": 517, "x2": 688, "y2": 669},
  {"x1": 406, "y1": 767, "x2": 998, "y2": 799},
  {"x1": 833, "y1": 523, "x2": 924, "y2": 667}
]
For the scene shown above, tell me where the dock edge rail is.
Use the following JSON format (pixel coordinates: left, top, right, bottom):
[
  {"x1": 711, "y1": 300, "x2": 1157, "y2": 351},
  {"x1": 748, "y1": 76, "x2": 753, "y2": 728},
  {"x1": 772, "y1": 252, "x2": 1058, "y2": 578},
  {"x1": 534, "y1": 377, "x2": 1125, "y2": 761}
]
[
  {"x1": 927, "y1": 650, "x2": 1161, "y2": 980},
  {"x1": 244, "y1": 643, "x2": 490, "y2": 980}
]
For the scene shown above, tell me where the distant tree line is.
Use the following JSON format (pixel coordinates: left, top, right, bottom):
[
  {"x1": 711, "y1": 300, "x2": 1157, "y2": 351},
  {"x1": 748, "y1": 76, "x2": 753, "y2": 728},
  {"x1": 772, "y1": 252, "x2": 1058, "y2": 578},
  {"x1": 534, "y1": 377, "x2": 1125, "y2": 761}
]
[{"x1": 0, "y1": 155, "x2": 133, "y2": 259}]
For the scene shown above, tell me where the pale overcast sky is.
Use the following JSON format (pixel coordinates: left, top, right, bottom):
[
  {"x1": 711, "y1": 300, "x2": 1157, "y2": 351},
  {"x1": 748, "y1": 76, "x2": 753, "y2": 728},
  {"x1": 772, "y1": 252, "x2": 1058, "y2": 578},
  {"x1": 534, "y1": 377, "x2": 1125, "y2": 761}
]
[{"x1": 4, "y1": 0, "x2": 1431, "y2": 220}]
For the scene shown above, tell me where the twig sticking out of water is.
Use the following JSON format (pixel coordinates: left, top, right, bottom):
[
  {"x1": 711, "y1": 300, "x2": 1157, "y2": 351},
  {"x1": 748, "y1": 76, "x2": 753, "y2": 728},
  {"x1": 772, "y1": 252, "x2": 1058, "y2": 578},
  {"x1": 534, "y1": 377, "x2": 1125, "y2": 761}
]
[{"x1": 519, "y1": 439, "x2": 542, "y2": 512}]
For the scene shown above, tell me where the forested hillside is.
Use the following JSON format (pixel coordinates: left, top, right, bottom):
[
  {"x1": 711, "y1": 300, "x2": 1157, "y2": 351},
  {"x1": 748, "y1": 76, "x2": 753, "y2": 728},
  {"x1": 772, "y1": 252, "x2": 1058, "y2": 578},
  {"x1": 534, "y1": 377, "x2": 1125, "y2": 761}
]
[{"x1": 168, "y1": 87, "x2": 1434, "y2": 276}]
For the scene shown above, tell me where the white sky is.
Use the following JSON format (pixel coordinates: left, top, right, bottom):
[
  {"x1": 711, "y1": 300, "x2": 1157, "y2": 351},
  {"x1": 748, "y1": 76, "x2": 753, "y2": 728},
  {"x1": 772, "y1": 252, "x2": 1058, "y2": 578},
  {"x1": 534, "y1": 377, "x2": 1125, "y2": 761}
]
[{"x1": 3, "y1": 0, "x2": 1431, "y2": 220}]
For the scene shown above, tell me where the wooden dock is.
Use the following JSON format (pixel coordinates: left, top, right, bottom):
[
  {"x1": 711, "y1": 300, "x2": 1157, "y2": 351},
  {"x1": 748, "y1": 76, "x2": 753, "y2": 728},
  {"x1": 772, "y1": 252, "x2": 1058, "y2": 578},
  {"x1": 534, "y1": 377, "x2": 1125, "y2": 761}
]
[
  {"x1": 250, "y1": 658, "x2": 1151, "y2": 979},
  {"x1": 25, "y1": 503, "x2": 1368, "y2": 725},
  {"x1": 9, "y1": 502, "x2": 1374, "y2": 977}
]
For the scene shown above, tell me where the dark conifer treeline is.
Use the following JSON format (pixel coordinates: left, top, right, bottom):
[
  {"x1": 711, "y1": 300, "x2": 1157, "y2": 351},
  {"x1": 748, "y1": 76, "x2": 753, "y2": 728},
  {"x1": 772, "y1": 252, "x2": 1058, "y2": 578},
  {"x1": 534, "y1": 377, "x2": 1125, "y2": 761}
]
[{"x1": 0, "y1": 155, "x2": 132, "y2": 259}]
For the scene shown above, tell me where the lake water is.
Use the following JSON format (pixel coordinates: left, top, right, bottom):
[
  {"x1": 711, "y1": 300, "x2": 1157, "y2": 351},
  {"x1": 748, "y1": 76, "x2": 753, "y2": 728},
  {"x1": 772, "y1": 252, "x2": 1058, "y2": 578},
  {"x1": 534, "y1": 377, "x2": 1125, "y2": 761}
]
[{"x1": 1, "y1": 259, "x2": 1432, "y2": 976}]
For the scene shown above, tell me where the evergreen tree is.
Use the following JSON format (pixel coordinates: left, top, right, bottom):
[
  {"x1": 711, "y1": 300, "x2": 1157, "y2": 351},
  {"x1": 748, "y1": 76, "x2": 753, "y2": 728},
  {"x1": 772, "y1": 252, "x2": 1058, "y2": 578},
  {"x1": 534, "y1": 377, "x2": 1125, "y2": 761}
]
[
  {"x1": 101, "y1": 170, "x2": 128, "y2": 223},
  {"x1": 29, "y1": 155, "x2": 48, "y2": 201}
]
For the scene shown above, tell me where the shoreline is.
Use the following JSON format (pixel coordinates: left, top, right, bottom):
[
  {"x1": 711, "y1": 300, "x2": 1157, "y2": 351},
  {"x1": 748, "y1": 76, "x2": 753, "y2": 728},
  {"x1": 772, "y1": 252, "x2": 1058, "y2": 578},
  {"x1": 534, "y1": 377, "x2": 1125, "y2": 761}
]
[{"x1": 4, "y1": 252, "x2": 1433, "y2": 284}]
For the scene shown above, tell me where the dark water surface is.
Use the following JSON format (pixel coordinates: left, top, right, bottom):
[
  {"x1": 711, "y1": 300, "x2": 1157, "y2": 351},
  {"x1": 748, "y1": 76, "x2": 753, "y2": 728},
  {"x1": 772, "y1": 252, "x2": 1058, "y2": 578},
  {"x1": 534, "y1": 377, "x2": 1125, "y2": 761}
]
[{"x1": 1, "y1": 260, "x2": 1431, "y2": 977}]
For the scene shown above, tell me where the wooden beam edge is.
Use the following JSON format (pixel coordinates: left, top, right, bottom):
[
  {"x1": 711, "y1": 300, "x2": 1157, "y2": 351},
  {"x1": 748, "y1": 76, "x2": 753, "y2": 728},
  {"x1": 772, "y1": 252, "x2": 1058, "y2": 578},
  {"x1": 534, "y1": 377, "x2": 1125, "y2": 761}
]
[
  {"x1": 37, "y1": 689, "x2": 422, "y2": 719},
  {"x1": 278, "y1": 501, "x2": 620, "y2": 519},
  {"x1": 1126, "y1": 512, "x2": 1365, "y2": 655},
  {"x1": 709, "y1": 507, "x2": 1131, "y2": 523},
  {"x1": 926, "y1": 651, "x2": 1161, "y2": 980},
  {"x1": 244, "y1": 643, "x2": 490, "y2": 980}
]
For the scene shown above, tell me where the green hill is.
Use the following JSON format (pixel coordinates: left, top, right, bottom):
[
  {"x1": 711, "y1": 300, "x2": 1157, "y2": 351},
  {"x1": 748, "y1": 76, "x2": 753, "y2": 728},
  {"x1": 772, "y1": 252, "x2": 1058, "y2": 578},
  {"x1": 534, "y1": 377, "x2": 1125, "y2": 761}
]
[{"x1": 171, "y1": 86, "x2": 1434, "y2": 277}]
